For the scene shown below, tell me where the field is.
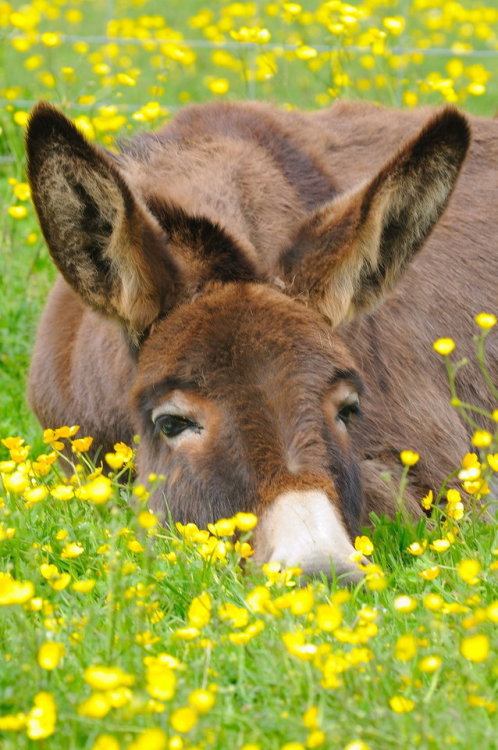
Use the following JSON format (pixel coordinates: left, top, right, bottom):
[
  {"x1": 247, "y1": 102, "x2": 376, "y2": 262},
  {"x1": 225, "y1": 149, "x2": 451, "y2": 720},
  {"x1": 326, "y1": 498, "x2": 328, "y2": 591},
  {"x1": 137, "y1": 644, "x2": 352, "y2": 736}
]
[{"x1": 0, "y1": 1, "x2": 498, "y2": 748}]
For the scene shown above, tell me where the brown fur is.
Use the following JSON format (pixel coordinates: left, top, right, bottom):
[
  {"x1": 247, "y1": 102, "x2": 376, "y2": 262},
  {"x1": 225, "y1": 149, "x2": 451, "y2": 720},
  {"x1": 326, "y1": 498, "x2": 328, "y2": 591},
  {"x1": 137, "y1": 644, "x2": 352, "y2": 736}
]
[{"x1": 27, "y1": 99, "x2": 497, "y2": 543}]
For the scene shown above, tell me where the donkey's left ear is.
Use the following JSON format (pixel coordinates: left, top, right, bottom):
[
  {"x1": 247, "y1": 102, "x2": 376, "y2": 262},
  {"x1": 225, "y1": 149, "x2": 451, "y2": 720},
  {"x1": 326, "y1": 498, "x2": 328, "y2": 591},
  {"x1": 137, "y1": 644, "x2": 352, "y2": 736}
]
[
  {"x1": 281, "y1": 107, "x2": 470, "y2": 327},
  {"x1": 26, "y1": 102, "x2": 183, "y2": 345}
]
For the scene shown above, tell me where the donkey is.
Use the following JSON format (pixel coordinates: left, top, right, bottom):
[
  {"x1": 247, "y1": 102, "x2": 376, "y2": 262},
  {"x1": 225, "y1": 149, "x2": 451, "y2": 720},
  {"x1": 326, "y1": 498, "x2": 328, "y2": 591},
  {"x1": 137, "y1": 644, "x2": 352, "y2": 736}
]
[{"x1": 26, "y1": 99, "x2": 497, "y2": 578}]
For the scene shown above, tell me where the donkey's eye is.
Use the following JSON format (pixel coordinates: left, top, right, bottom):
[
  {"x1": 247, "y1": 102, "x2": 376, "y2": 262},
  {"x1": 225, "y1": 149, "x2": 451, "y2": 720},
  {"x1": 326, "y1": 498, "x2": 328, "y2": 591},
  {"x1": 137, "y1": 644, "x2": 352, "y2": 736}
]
[
  {"x1": 336, "y1": 396, "x2": 360, "y2": 426},
  {"x1": 155, "y1": 414, "x2": 199, "y2": 438}
]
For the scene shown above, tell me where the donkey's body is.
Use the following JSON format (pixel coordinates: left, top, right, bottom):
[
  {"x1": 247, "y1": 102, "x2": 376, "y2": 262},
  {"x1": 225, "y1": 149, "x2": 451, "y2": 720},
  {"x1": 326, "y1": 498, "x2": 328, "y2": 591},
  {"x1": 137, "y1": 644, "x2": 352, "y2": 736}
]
[{"x1": 27, "y1": 100, "x2": 497, "y2": 577}]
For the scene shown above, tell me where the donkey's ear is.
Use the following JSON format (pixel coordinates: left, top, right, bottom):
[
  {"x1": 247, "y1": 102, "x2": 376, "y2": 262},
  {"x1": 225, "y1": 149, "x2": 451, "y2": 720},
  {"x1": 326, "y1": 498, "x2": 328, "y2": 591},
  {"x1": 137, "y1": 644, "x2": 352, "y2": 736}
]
[
  {"x1": 281, "y1": 107, "x2": 470, "y2": 327},
  {"x1": 27, "y1": 102, "x2": 181, "y2": 342}
]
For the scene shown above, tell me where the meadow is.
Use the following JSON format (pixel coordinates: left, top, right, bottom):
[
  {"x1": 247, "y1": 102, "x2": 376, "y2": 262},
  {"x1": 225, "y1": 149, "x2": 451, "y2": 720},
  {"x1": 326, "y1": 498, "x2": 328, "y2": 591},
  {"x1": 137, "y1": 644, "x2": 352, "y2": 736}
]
[{"x1": 0, "y1": 1, "x2": 498, "y2": 748}]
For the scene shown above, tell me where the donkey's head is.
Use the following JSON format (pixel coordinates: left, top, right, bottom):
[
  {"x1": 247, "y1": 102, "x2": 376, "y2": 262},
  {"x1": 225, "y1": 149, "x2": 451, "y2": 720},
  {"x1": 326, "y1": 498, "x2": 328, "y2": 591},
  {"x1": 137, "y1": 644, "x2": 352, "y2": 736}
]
[{"x1": 26, "y1": 102, "x2": 469, "y2": 578}]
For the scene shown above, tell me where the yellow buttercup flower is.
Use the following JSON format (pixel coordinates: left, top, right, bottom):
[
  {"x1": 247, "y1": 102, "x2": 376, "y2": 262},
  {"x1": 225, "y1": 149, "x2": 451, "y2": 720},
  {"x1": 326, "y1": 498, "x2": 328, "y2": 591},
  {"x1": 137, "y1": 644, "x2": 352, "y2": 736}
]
[
  {"x1": 91, "y1": 736, "x2": 120, "y2": 750},
  {"x1": 460, "y1": 633, "x2": 490, "y2": 662},
  {"x1": 457, "y1": 559, "x2": 481, "y2": 584},
  {"x1": 306, "y1": 730, "x2": 325, "y2": 748},
  {"x1": 8, "y1": 205, "x2": 27, "y2": 219},
  {"x1": 170, "y1": 706, "x2": 198, "y2": 733},
  {"x1": 234, "y1": 512, "x2": 258, "y2": 531},
  {"x1": 364, "y1": 564, "x2": 388, "y2": 591},
  {"x1": 354, "y1": 535, "x2": 374, "y2": 555},
  {"x1": 145, "y1": 656, "x2": 177, "y2": 701},
  {"x1": 48, "y1": 573, "x2": 71, "y2": 591},
  {"x1": 235, "y1": 540, "x2": 255, "y2": 558},
  {"x1": 383, "y1": 16, "x2": 405, "y2": 34},
  {"x1": 486, "y1": 602, "x2": 498, "y2": 622},
  {"x1": 129, "y1": 728, "x2": 168, "y2": 750},
  {"x1": 72, "y1": 437, "x2": 93, "y2": 453},
  {"x1": 60, "y1": 542, "x2": 84, "y2": 559},
  {"x1": 127, "y1": 539, "x2": 143, "y2": 556},
  {"x1": 358, "y1": 605, "x2": 378, "y2": 622},
  {"x1": 393, "y1": 595, "x2": 417, "y2": 614},
  {"x1": 188, "y1": 688, "x2": 215, "y2": 713},
  {"x1": 288, "y1": 586, "x2": 314, "y2": 615},
  {"x1": 395, "y1": 634, "x2": 417, "y2": 661},
  {"x1": 84, "y1": 666, "x2": 134, "y2": 691},
  {"x1": 174, "y1": 627, "x2": 200, "y2": 641},
  {"x1": 447, "y1": 502, "x2": 464, "y2": 520},
  {"x1": 82, "y1": 476, "x2": 113, "y2": 504},
  {"x1": 117, "y1": 72, "x2": 136, "y2": 86},
  {"x1": 447, "y1": 488, "x2": 462, "y2": 505},
  {"x1": 72, "y1": 579, "x2": 96, "y2": 593},
  {"x1": 13, "y1": 182, "x2": 30, "y2": 201},
  {"x1": 219, "y1": 602, "x2": 250, "y2": 628},
  {"x1": 1, "y1": 436, "x2": 25, "y2": 450},
  {"x1": 471, "y1": 430, "x2": 493, "y2": 448},
  {"x1": 283, "y1": 2, "x2": 302, "y2": 13},
  {"x1": 296, "y1": 45, "x2": 318, "y2": 60},
  {"x1": 0, "y1": 572, "x2": 34, "y2": 605},
  {"x1": 3, "y1": 471, "x2": 29, "y2": 494},
  {"x1": 474, "y1": 312, "x2": 496, "y2": 329},
  {"x1": 245, "y1": 586, "x2": 272, "y2": 613},
  {"x1": 282, "y1": 631, "x2": 317, "y2": 661},
  {"x1": 228, "y1": 620, "x2": 265, "y2": 645},
  {"x1": 423, "y1": 593, "x2": 444, "y2": 612},
  {"x1": 0, "y1": 712, "x2": 27, "y2": 730},
  {"x1": 430, "y1": 538, "x2": 451, "y2": 552},
  {"x1": 407, "y1": 540, "x2": 427, "y2": 555},
  {"x1": 38, "y1": 642, "x2": 65, "y2": 670},
  {"x1": 433, "y1": 337, "x2": 455, "y2": 355},
  {"x1": 389, "y1": 695, "x2": 415, "y2": 713},
  {"x1": 40, "y1": 563, "x2": 58, "y2": 579},
  {"x1": 208, "y1": 517, "x2": 236, "y2": 536},
  {"x1": 24, "y1": 486, "x2": 48, "y2": 505},
  {"x1": 51, "y1": 485, "x2": 74, "y2": 501},
  {"x1": 105, "y1": 446, "x2": 131, "y2": 470},
  {"x1": 26, "y1": 692, "x2": 57, "y2": 739},
  {"x1": 138, "y1": 510, "x2": 158, "y2": 529},
  {"x1": 316, "y1": 603, "x2": 342, "y2": 632},
  {"x1": 0, "y1": 524, "x2": 15, "y2": 540},
  {"x1": 400, "y1": 450, "x2": 420, "y2": 466},
  {"x1": 78, "y1": 693, "x2": 111, "y2": 719},
  {"x1": 207, "y1": 77, "x2": 230, "y2": 95},
  {"x1": 421, "y1": 489, "x2": 434, "y2": 510},
  {"x1": 187, "y1": 591, "x2": 212, "y2": 628},
  {"x1": 418, "y1": 655, "x2": 442, "y2": 673},
  {"x1": 302, "y1": 706, "x2": 319, "y2": 729},
  {"x1": 41, "y1": 32, "x2": 62, "y2": 47}
]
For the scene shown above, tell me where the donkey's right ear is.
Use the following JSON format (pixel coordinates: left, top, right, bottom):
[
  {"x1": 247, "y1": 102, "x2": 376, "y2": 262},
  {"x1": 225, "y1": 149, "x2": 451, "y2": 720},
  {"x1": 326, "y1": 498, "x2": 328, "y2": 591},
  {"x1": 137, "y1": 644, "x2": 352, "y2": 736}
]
[{"x1": 27, "y1": 102, "x2": 182, "y2": 343}]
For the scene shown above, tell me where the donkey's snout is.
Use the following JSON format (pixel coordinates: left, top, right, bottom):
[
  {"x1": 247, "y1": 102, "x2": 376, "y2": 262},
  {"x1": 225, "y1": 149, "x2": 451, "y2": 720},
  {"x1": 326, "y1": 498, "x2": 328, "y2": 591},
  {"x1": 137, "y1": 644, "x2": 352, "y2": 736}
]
[{"x1": 252, "y1": 489, "x2": 363, "y2": 581}]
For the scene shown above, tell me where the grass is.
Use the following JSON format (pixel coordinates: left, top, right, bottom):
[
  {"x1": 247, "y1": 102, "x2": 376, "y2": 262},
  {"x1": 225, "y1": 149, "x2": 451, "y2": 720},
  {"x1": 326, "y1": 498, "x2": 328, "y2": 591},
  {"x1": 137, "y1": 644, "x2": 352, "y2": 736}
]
[
  {"x1": 0, "y1": 0, "x2": 497, "y2": 748},
  {"x1": 0, "y1": 439, "x2": 497, "y2": 750}
]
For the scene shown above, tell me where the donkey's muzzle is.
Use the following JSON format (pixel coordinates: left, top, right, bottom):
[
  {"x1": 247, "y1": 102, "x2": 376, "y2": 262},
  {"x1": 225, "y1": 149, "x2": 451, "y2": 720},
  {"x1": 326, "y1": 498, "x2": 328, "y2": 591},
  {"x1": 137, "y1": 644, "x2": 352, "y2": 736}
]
[{"x1": 251, "y1": 489, "x2": 364, "y2": 582}]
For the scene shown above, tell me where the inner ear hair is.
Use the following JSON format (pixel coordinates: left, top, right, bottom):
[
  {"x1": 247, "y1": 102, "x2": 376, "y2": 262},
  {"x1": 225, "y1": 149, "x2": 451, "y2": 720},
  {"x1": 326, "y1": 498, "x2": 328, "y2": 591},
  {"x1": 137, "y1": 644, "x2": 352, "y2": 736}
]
[
  {"x1": 27, "y1": 102, "x2": 182, "y2": 341},
  {"x1": 281, "y1": 106, "x2": 470, "y2": 327}
]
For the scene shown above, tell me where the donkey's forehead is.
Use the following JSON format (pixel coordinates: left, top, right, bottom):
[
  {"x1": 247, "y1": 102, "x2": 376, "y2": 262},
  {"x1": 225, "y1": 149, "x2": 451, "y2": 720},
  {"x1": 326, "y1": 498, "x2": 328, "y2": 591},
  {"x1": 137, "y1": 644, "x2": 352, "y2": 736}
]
[{"x1": 136, "y1": 283, "x2": 358, "y2": 393}]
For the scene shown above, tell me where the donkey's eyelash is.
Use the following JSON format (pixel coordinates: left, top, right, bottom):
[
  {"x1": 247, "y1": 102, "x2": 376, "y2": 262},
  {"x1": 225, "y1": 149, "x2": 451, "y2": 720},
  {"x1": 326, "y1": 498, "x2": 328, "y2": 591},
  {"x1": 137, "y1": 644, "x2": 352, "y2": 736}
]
[
  {"x1": 154, "y1": 414, "x2": 201, "y2": 439},
  {"x1": 336, "y1": 401, "x2": 361, "y2": 425}
]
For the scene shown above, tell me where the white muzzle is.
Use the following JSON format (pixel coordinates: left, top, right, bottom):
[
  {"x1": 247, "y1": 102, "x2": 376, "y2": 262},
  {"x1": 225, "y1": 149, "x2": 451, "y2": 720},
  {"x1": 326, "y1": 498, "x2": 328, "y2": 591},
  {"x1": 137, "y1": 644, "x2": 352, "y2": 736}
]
[{"x1": 252, "y1": 489, "x2": 363, "y2": 582}]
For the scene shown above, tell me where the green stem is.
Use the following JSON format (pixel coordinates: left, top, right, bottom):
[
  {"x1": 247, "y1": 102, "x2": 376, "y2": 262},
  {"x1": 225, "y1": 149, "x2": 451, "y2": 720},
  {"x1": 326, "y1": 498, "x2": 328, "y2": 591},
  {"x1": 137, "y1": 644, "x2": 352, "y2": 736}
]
[{"x1": 476, "y1": 332, "x2": 498, "y2": 401}]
